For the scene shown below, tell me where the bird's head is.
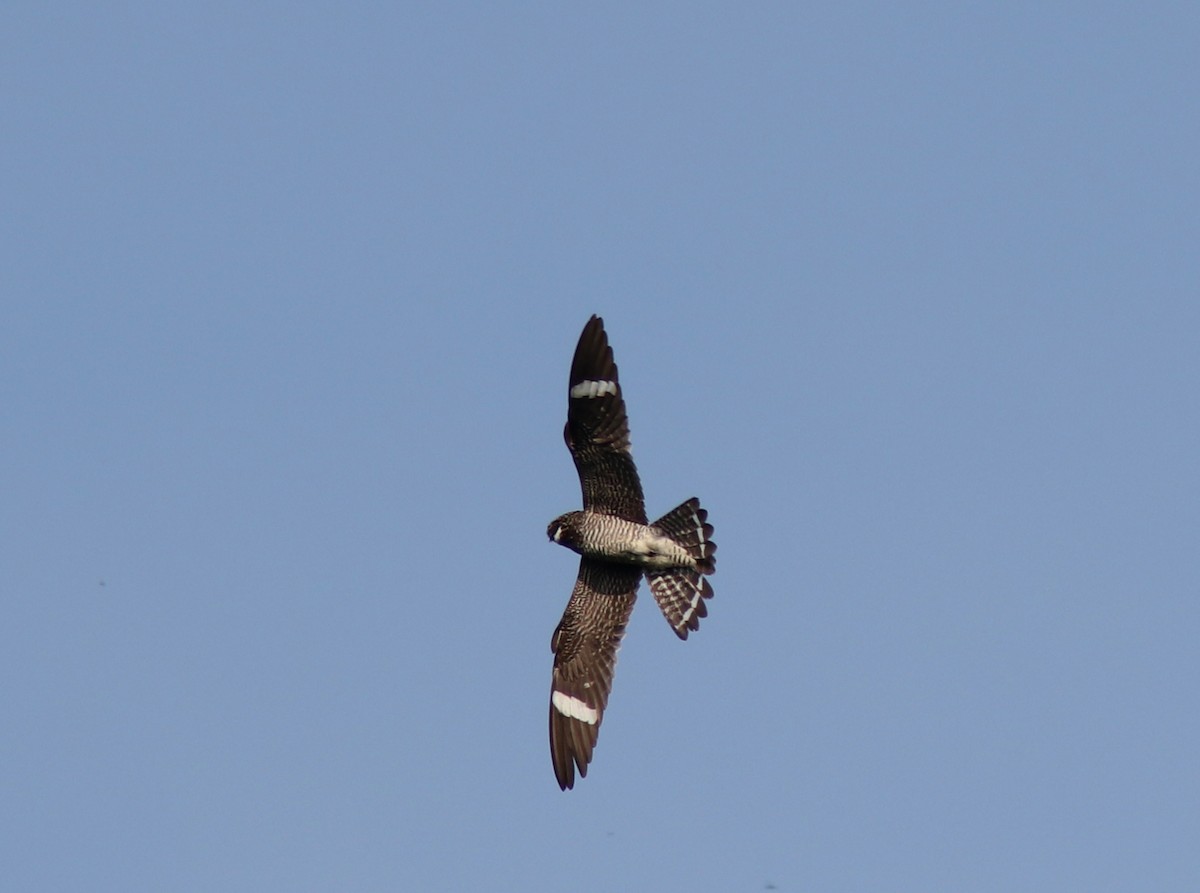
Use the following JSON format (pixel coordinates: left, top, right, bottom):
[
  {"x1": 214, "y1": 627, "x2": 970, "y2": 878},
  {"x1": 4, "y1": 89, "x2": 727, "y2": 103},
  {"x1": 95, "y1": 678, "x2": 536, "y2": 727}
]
[{"x1": 547, "y1": 512, "x2": 584, "y2": 552}]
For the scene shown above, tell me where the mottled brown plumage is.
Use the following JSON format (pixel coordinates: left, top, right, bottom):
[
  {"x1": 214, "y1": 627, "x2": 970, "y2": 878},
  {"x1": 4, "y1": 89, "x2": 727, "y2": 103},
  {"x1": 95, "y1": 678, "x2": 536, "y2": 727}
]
[
  {"x1": 548, "y1": 561, "x2": 640, "y2": 791},
  {"x1": 546, "y1": 315, "x2": 718, "y2": 790},
  {"x1": 562, "y1": 316, "x2": 647, "y2": 524}
]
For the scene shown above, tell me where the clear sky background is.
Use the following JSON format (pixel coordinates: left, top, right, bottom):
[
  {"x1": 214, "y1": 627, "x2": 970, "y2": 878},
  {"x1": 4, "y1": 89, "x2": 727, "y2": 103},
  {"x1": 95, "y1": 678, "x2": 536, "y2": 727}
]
[{"x1": 3, "y1": 4, "x2": 1198, "y2": 891}]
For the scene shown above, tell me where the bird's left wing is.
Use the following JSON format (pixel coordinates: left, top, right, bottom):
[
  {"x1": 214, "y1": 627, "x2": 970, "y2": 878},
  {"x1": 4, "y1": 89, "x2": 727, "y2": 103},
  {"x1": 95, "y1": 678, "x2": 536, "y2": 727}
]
[{"x1": 564, "y1": 315, "x2": 647, "y2": 524}]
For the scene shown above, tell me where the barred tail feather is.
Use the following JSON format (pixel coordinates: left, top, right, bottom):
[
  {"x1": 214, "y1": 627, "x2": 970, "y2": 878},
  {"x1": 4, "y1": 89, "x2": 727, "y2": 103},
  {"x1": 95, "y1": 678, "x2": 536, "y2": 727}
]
[
  {"x1": 651, "y1": 498, "x2": 716, "y2": 574},
  {"x1": 648, "y1": 498, "x2": 716, "y2": 639},
  {"x1": 646, "y1": 569, "x2": 712, "y2": 640}
]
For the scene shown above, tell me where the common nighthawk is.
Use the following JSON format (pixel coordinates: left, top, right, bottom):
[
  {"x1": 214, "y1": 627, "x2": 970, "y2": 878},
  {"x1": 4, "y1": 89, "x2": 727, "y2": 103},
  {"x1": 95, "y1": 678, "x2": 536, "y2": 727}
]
[{"x1": 546, "y1": 315, "x2": 716, "y2": 790}]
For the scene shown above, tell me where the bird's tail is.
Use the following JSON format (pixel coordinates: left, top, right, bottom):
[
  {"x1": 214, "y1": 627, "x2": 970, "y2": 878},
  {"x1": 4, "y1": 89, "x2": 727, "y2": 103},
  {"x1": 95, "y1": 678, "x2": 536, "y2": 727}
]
[{"x1": 647, "y1": 498, "x2": 716, "y2": 640}]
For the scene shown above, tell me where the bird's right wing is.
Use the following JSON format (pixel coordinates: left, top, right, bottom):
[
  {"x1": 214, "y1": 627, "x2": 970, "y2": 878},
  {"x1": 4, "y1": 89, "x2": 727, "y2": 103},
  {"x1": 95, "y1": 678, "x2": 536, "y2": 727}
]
[{"x1": 549, "y1": 557, "x2": 641, "y2": 790}]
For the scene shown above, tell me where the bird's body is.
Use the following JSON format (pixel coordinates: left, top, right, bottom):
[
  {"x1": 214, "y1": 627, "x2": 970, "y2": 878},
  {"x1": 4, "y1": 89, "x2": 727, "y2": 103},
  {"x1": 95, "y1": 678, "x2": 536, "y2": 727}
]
[
  {"x1": 549, "y1": 510, "x2": 697, "y2": 569},
  {"x1": 546, "y1": 315, "x2": 716, "y2": 790}
]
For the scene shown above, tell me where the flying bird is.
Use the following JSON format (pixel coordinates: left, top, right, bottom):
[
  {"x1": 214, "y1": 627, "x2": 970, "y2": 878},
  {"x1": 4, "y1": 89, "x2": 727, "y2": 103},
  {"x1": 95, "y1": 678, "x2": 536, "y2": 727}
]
[{"x1": 546, "y1": 315, "x2": 717, "y2": 790}]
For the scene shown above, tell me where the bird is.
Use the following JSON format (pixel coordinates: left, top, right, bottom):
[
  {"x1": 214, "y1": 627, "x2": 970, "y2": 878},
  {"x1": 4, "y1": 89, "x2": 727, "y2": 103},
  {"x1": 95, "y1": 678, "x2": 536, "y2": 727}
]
[{"x1": 546, "y1": 314, "x2": 716, "y2": 790}]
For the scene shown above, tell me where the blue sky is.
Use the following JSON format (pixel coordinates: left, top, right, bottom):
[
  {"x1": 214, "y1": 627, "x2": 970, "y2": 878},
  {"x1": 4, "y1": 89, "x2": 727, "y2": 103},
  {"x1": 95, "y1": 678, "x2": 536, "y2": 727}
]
[{"x1": 3, "y1": 3, "x2": 1198, "y2": 890}]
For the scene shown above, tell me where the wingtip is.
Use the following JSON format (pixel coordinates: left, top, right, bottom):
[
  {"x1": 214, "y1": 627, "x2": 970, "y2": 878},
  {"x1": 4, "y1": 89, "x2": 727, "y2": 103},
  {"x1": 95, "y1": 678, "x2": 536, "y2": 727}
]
[
  {"x1": 569, "y1": 315, "x2": 619, "y2": 393},
  {"x1": 579, "y1": 314, "x2": 604, "y2": 340}
]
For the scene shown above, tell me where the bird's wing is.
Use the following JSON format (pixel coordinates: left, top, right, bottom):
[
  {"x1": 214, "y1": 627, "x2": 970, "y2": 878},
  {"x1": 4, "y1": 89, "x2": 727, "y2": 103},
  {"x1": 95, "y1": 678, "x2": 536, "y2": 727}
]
[
  {"x1": 549, "y1": 558, "x2": 641, "y2": 790},
  {"x1": 564, "y1": 315, "x2": 647, "y2": 524}
]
